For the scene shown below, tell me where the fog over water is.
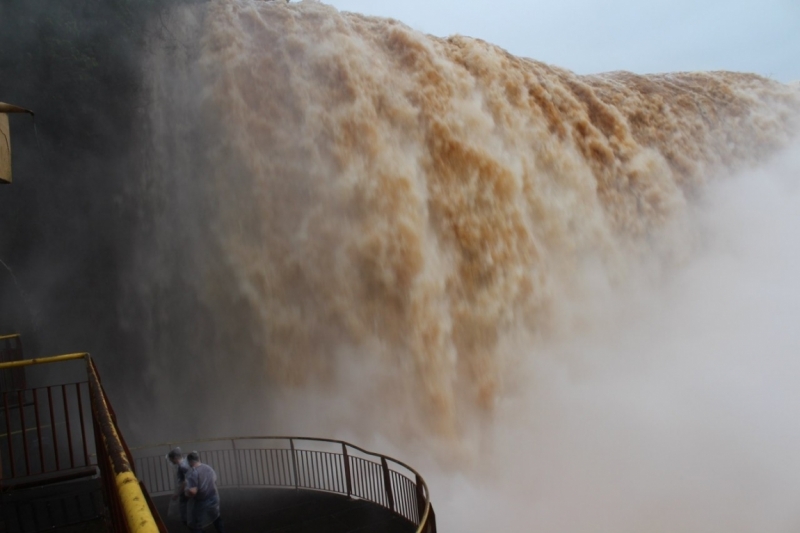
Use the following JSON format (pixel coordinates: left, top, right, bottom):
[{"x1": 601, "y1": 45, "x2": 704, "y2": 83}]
[
  {"x1": 133, "y1": 1, "x2": 800, "y2": 530},
  {"x1": 426, "y1": 140, "x2": 800, "y2": 531}
]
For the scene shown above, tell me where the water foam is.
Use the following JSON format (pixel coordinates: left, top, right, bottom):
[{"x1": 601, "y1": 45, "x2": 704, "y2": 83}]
[{"x1": 136, "y1": 0, "x2": 800, "y2": 457}]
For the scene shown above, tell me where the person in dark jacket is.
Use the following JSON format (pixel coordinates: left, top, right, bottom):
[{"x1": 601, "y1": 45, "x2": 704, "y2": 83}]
[
  {"x1": 184, "y1": 451, "x2": 225, "y2": 533},
  {"x1": 167, "y1": 447, "x2": 191, "y2": 525}
]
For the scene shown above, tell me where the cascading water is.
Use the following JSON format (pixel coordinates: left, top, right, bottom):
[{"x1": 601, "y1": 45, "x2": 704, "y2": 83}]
[{"x1": 134, "y1": 1, "x2": 800, "y2": 530}]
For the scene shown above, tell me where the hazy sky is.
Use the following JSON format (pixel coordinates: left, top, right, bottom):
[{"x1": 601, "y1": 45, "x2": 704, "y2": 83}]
[{"x1": 324, "y1": 0, "x2": 800, "y2": 82}]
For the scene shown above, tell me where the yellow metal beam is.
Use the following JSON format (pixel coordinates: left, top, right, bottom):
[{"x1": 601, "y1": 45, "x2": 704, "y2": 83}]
[
  {"x1": 86, "y1": 358, "x2": 160, "y2": 533},
  {"x1": 115, "y1": 471, "x2": 160, "y2": 533},
  {"x1": 0, "y1": 103, "x2": 33, "y2": 184},
  {"x1": 0, "y1": 103, "x2": 34, "y2": 115},
  {"x1": 0, "y1": 333, "x2": 21, "y2": 341},
  {"x1": 0, "y1": 352, "x2": 87, "y2": 370}
]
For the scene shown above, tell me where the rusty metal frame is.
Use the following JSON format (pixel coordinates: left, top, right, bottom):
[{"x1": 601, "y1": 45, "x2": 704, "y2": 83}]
[{"x1": 0, "y1": 351, "x2": 166, "y2": 532}]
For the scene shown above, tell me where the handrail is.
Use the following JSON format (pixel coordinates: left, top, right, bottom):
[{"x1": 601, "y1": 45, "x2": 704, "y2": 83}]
[
  {"x1": 1, "y1": 349, "x2": 434, "y2": 532},
  {"x1": 86, "y1": 357, "x2": 160, "y2": 533},
  {"x1": 133, "y1": 435, "x2": 424, "y2": 480},
  {"x1": 0, "y1": 352, "x2": 87, "y2": 369},
  {"x1": 0, "y1": 350, "x2": 164, "y2": 532},
  {"x1": 0, "y1": 333, "x2": 21, "y2": 341},
  {"x1": 134, "y1": 435, "x2": 435, "y2": 533}
]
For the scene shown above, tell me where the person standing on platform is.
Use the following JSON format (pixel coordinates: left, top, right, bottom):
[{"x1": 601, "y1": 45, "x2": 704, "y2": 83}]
[
  {"x1": 166, "y1": 447, "x2": 191, "y2": 526},
  {"x1": 184, "y1": 451, "x2": 225, "y2": 533}
]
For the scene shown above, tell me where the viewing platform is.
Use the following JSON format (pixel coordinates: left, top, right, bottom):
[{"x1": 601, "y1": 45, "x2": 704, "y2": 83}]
[{"x1": 0, "y1": 336, "x2": 437, "y2": 533}]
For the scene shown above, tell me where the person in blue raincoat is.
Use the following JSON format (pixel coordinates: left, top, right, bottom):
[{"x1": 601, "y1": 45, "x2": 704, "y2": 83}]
[
  {"x1": 184, "y1": 451, "x2": 225, "y2": 533},
  {"x1": 166, "y1": 447, "x2": 191, "y2": 525}
]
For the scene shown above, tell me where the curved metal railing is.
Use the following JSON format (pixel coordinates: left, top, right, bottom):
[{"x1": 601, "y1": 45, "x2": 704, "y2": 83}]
[{"x1": 132, "y1": 436, "x2": 436, "y2": 532}]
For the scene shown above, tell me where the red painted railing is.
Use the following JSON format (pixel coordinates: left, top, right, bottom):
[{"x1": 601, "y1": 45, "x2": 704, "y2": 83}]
[{"x1": 0, "y1": 348, "x2": 166, "y2": 532}]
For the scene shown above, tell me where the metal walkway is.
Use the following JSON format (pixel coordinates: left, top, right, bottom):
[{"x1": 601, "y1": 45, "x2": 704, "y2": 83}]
[
  {"x1": 134, "y1": 437, "x2": 436, "y2": 532},
  {"x1": 153, "y1": 488, "x2": 415, "y2": 533},
  {"x1": 0, "y1": 339, "x2": 437, "y2": 533},
  {"x1": 1, "y1": 476, "x2": 105, "y2": 532}
]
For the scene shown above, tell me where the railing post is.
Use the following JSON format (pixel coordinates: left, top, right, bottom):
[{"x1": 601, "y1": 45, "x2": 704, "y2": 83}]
[
  {"x1": 62, "y1": 385, "x2": 74, "y2": 468},
  {"x1": 32, "y1": 389, "x2": 44, "y2": 473},
  {"x1": 380, "y1": 456, "x2": 395, "y2": 512},
  {"x1": 3, "y1": 392, "x2": 15, "y2": 477},
  {"x1": 47, "y1": 387, "x2": 60, "y2": 471},
  {"x1": 76, "y1": 383, "x2": 89, "y2": 466},
  {"x1": 17, "y1": 390, "x2": 30, "y2": 476},
  {"x1": 289, "y1": 438, "x2": 299, "y2": 489},
  {"x1": 341, "y1": 442, "x2": 352, "y2": 497},
  {"x1": 233, "y1": 439, "x2": 244, "y2": 488},
  {"x1": 428, "y1": 504, "x2": 437, "y2": 532},
  {"x1": 415, "y1": 473, "x2": 426, "y2": 525}
]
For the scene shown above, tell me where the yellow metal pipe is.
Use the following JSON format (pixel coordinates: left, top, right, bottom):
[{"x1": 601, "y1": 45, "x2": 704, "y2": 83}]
[
  {"x1": 0, "y1": 102, "x2": 34, "y2": 115},
  {"x1": 115, "y1": 471, "x2": 160, "y2": 533},
  {"x1": 417, "y1": 502, "x2": 431, "y2": 533},
  {"x1": 0, "y1": 333, "x2": 21, "y2": 341},
  {"x1": 87, "y1": 358, "x2": 160, "y2": 532},
  {"x1": 0, "y1": 352, "x2": 87, "y2": 370}
]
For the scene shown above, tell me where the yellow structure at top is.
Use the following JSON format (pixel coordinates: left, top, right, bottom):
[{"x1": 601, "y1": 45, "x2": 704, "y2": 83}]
[{"x1": 0, "y1": 102, "x2": 34, "y2": 184}]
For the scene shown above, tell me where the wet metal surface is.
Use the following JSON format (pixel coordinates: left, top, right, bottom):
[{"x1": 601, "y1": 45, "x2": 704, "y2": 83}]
[{"x1": 153, "y1": 488, "x2": 416, "y2": 533}]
